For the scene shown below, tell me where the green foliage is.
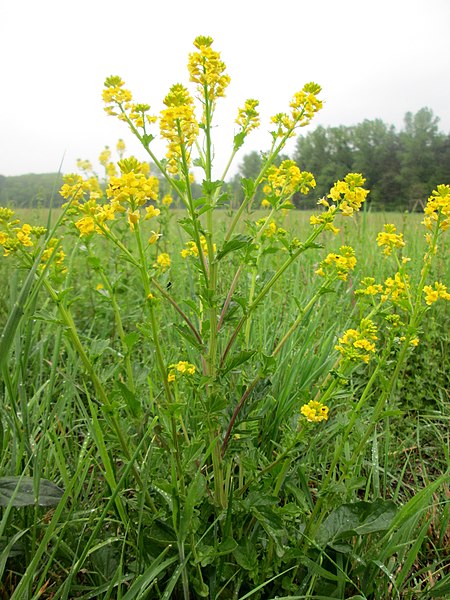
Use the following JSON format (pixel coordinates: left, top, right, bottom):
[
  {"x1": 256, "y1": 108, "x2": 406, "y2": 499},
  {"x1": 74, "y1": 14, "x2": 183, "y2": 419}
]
[
  {"x1": 0, "y1": 172, "x2": 64, "y2": 208},
  {"x1": 293, "y1": 108, "x2": 450, "y2": 210}
]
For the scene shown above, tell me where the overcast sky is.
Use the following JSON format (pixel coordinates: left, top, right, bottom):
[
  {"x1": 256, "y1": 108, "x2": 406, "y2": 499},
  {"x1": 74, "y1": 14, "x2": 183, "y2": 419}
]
[{"x1": 1, "y1": 0, "x2": 449, "y2": 179}]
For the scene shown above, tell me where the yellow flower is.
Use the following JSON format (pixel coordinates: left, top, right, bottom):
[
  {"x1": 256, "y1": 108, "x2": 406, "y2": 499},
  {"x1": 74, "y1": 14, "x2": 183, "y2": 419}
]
[
  {"x1": 145, "y1": 205, "x2": 161, "y2": 220},
  {"x1": 188, "y1": 36, "x2": 230, "y2": 104},
  {"x1": 155, "y1": 253, "x2": 171, "y2": 270},
  {"x1": 167, "y1": 360, "x2": 196, "y2": 382},
  {"x1": 410, "y1": 338, "x2": 420, "y2": 347},
  {"x1": 149, "y1": 231, "x2": 162, "y2": 245},
  {"x1": 75, "y1": 216, "x2": 96, "y2": 236},
  {"x1": 316, "y1": 246, "x2": 357, "y2": 281},
  {"x1": 264, "y1": 160, "x2": 316, "y2": 202},
  {"x1": 107, "y1": 161, "x2": 159, "y2": 208},
  {"x1": 127, "y1": 209, "x2": 140, "y2": 230},
  {"x1": 423, "y1": 282, "x2": 450, "y2": 305},
  {"x1": 161, "y1": 194, "x2": 173, "y2": 207},
  {"x1": 328, "y1": 173, "x2": 369, "y2": 216},
  {"x1": 116, "y1": 139, "x2": 126, "y2": 156},
  {"x1": 102, "y1": 76, "x2": 133, "y2": 116},
  {"x1": 160, "y1": 84, "x2": 199, "y2": 174},
  {"x1": 300, "y1": 400, "x2": 329, "y2": 423},
  {"x1": 335, "y1": 319, "x2": 378, "y2": 364},
  {"x1": 382, "y1": 272, "x2": 410, "y2": 304},
  {"x1": 236, "y1": 99, "x2": 260, "y2": 136},
  {"x1": 376, "y1": 224, "x2": 405, "y2": 256},
  {"x1": 423, "y1": 184, "x2": 450, "y2": 232}
]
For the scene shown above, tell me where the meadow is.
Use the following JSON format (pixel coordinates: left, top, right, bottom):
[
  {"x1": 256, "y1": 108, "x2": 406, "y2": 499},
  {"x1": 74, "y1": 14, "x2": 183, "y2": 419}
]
[{"x1": 0, "y1": 36, "x2": 449, "y2": 600}]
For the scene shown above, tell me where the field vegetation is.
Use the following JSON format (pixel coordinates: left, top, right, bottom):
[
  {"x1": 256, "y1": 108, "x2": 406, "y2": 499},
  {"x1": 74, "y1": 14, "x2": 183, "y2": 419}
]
[{"x1": 0, "y1": 36, "x2": 449, "y2": 599}]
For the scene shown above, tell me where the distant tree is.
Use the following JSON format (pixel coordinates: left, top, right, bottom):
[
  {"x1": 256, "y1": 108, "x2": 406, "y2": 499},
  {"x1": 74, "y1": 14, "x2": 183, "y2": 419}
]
[
  {"x1": 0, "y1": 173, "x2": 64, "y2": 208},
  {"x1": 399, "y1": 108, "x2": 444, "y2": 209}
]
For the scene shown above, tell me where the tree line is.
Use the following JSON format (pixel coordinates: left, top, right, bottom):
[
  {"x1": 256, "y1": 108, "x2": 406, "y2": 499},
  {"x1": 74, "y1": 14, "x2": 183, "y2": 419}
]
[
  {"x1": 229, "y1": 107, "x2": 450, "y2": 211},
  {"x1": 1, "y1": 108, "x2": 449, "y2": 211}
]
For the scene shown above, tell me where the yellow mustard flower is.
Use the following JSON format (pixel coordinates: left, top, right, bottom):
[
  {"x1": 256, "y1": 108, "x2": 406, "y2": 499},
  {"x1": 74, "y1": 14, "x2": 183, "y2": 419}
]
[
  {"x1": 155, "y1": 253, "x2": 171, "y2": 271},
  {"x1": 316, "y1": 246, "x2": 357, "y2": 281},
  {"x1": 188, "y1": 36, "x2": 230, "y2": 104},
  {"x1": 423, "y1": 282, "x2": 450, "y2": 305},
  {"x1": 160, "y1": 84, "x2": 199, "y2": 174},
  {"x1": 335, "y1": 319, "x2": 378, "y2": 364},
  {"x1": 376, "y1": 224, "x2": 406, "y2": 256},
  {"x1": 300, "y1": 400, "x2": 329, "y2": 423},
  {"x1": 328, "y1": 173, "x2": 369, "y2": 216}
]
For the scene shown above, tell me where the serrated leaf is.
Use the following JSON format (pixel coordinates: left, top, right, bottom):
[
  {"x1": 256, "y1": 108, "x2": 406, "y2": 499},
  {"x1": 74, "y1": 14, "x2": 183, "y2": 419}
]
[
  {"x1": 222, "y1": 350, "x2": 256, "y2": 375},
  {"x1": 202, "y1": 180, "x2": 224, "y2": 195},
  {"x1": 241, "y1": 178, "x2": 255, "y2": 197},
  {"x1": 0, "y1": 477, "x2": 64, "y2": 507},
  {"x1": 216, "y1": 235, "x2": 253, "y2": 261},
  {"x1": 233, "y1": 131, "x2": 246, "y2": 151}
]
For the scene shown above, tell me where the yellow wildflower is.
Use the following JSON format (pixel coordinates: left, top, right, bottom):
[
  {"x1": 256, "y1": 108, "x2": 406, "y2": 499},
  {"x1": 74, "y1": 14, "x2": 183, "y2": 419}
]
[
  {"x1": 155, "y1": 253, "x2": 171, "y2": 271},
  {"x1": 161, "y1": 194, "x2": 173, "y2": 207},
  {"x1": 149, "y1": 231, "x2": 162, "y2": 245},
  {"x1": 167, "y1": 360, "x2": 196, "y2": 382},
  {"x1": 328, "y1": 173, "x2": 369, "y2": 216},
  {"x1": 188, "y1": 36, "x2": 230, "y2": 104},
  {"x1": 300, "y1": 400, "x2": 329, "y2": 423},
  {"x1": 423, "y1": 184, "x2": 450, "y2": 232},
  {"x1": 160, "y1": 84, "x2": 199, "y2": 174},
  {"x1": 335, "y1": 319, "x2": 378, "y2": 364},
  {"x1": 376, "y1": 224, "x2": 405, "y2": 256},
  {"x1": 145, "y1": 205, "x2": 161, "y2": 220},
  {"x1": 423, "y1": 282, "x2": 450, "y2": 305},
  {"x1": 316, "y1": 246, "x2": 357, "y2": 281}
]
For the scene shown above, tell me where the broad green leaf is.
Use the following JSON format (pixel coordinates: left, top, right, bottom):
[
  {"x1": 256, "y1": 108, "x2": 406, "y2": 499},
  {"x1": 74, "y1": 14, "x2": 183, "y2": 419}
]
[
  {"x1": 0, "y1": 477, "x2": 64, "y2": 507},
  {"x1": 316, "y1": 498, "x2": 398, "y2": 548}
]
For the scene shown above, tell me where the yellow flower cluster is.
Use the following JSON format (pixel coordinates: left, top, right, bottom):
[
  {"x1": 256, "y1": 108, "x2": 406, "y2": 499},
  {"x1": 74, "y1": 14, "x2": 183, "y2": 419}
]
[
  {"x1": 181, "y1": 235, "x2": 215, "y2": 258},
  {"x1": 315, "y1": 246, "x2": 357, "y2": 281},
  {"x1": 300, "y1": 400, "x2": 329, "y2": 423},
  {"x1": 188, "y1": 36, "x2": 230, "y2": 104},
  {"x1": 381, "y1": 272, "x2": 410, "y2": 304},
  {"x1": 40, "y1": 238, "x2": 67, "y2": 276},
  {"x1": 263, "y1": 160, "x2": 316, "y2": 205},
  {"x1": 355, "y1": 277, "x2": 383, "y2": 297},
  {"x1": 103, "y1": 77, "x2": 157, "y2": 131},
  {"x1": 167, "y1": 360, "x2": 196, "y2": 382},
  {"x1": 161, "y1": 194, "x2": 173, "y2": 207},
  {"x1": 160, "y1": 84, "x2": 199, "y2": 174},
  {"x1": 154, "y1": 253, "x2": 171, "y2": 271},
  {"x1": 376, "y1": 224, "x2": 406, "y2": 256},
  {"x1": 60, "y1": 173, "x2": 103, "y2": 205},
  {"x1": 271, "y1": 82, "x2": 322, "y2": 138},
  {"x1": 0, "y1": 209, "x2": 47, "y2": 257},
  {"x1": 335, "y1": 318, "x2": 378, "y2": 364},
  {"x1": 422, "y1": 184, "x2": 450, "y2": 231},
  {"x1": 328, "y1": 173, "x2": 370, "y2": 216},
  {"x1": 255, "y1": 218, "x2": 286, "y2": 240},
  {"x1": 235, "y1": 99, "x2": 260, "y2": 134},
  {"x1": 98, "y1": 146, "x2": 117, "y2": 178},
  {"x1": 423, "y1": 282, "x2": 450, "y2": 305},
  {"x1": 107, "y1": 158, "x2": 159, "y2": 208},
  {"x1": 102, "y1": 76, "x2": 133, "y2": 117},
  {"x1": 128, "y1": 103, "x2": 157, "y2": 129}
]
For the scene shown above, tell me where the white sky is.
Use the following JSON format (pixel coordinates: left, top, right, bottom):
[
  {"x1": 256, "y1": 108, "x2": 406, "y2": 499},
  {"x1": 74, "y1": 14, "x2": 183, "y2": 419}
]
[{"x1": 1, "y1": 0, "x2": 449, "y2": 179}]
